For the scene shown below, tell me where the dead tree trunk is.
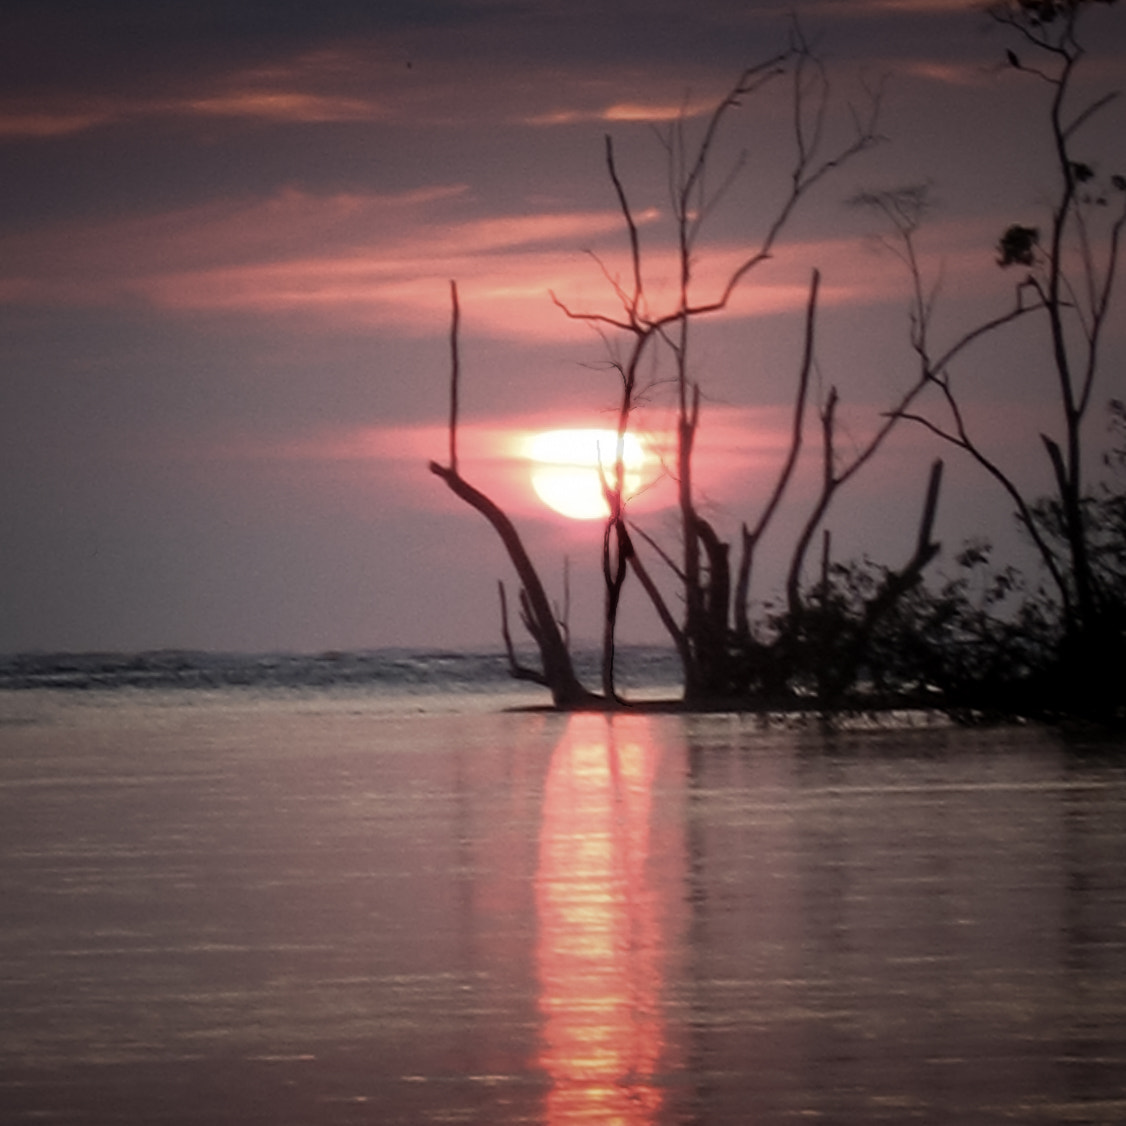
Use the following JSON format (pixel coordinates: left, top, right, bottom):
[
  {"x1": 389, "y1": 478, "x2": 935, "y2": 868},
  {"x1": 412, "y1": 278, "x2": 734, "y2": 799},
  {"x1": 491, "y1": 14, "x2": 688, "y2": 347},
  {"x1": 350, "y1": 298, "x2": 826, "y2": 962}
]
[{"x1": 429, "y1": 282, "x2": 597, "y2": 710}]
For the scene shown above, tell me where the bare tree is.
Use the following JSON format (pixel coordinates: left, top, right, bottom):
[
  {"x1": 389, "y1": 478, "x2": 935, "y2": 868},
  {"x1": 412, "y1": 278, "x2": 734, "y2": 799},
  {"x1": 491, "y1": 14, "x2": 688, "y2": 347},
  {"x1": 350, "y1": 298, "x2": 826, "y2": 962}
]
[
  {"x1": 429, "y1": 282, "x2": 598, "y2": 709},
  {"x1": 554, "y1": 30, "x2": 897, "y2": 701},
  {"x1": 429, "y1": 33, "x2": 956, "y2": 710},
  {"x1": 553, "y1": 30, "x2": 953, "y2": 704},
  {"x1": 860, "y1": 0, "x2": 1125, "y2": 708}
]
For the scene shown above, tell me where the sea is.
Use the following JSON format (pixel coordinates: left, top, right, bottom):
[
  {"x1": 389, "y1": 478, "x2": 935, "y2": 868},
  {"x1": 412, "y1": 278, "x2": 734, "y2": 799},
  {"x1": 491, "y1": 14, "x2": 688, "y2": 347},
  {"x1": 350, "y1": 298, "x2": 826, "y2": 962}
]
[
  {"x1": 2, "y1": 647, "x2": 1125, "y2": 1124},
  {"x1": 0, "y1": 646, "x2": 682, "y2": 709}
]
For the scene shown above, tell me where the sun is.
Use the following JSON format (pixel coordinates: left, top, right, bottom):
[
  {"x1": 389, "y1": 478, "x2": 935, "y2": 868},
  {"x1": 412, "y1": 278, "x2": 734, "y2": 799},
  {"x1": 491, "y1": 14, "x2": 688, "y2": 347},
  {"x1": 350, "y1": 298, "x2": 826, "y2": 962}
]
[{"x1": 527, "y1": 429, "x2": 648, "y2": 520}]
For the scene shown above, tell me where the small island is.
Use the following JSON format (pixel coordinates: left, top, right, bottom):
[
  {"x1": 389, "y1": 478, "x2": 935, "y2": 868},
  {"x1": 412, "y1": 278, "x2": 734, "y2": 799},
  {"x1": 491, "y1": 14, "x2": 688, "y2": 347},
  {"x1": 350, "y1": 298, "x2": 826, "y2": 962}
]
[{"x1": 432, "y1": 2, "x2": 1125, "y2": 725}]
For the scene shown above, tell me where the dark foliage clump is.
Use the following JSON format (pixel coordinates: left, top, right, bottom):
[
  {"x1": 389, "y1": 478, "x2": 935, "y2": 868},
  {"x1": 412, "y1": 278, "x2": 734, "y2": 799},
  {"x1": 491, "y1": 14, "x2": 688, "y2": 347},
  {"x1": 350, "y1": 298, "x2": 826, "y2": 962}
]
[{"x1": 997, "y1": 223, "x2": 1040, "y2": 267}]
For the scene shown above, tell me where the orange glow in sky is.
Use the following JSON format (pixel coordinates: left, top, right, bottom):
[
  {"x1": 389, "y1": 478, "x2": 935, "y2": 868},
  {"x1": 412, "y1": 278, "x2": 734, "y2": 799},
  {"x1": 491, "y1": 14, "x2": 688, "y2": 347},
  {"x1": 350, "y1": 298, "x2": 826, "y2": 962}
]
[
  {"x1": 5, "y1": 0, "x2": 1124, "y2": 656},
  {"x1": 526, "y1": 429, "x2": 652, "y2": 520}
]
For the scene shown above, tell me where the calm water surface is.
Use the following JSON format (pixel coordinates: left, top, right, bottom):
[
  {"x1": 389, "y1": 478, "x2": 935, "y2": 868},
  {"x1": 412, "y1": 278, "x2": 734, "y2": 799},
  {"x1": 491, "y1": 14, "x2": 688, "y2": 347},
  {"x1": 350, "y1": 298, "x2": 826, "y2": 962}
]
[{"x1": 1, "y1": 690, "x2": 1125, "y2": 1124}]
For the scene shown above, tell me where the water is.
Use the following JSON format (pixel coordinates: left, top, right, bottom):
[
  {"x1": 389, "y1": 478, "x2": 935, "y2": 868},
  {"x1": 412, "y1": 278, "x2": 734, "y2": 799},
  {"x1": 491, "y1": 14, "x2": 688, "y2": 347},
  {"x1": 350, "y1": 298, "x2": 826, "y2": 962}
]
[
  {"x1": 1, "y1": 655, "x2": 1125, "y2": 1124},
  {"x1": 0, "y1": 647, "x2": 682, "y2": 703}
]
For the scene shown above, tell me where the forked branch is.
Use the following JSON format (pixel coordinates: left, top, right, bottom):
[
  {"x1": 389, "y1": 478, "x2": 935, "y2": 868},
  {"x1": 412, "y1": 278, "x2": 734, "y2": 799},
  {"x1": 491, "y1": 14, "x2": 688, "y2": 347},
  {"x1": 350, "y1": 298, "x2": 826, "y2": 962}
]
[{"x1": 429, "y1": 282, "x2": 596, "y2": 709}]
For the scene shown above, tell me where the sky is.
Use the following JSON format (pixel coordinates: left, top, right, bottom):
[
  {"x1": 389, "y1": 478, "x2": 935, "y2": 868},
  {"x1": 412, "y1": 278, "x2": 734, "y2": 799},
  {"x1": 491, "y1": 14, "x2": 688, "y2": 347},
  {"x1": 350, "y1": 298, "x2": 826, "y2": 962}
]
[{"x1": 2, "y1": 0, "x2": 1124, "y2": 655}]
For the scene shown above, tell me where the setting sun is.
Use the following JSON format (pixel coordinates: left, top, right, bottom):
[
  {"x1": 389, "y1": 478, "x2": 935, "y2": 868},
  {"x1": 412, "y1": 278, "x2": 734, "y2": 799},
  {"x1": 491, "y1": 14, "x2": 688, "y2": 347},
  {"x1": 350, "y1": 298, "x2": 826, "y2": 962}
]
[{"x1": 527, "y1": 429, "x2": 649, "y2": 520}]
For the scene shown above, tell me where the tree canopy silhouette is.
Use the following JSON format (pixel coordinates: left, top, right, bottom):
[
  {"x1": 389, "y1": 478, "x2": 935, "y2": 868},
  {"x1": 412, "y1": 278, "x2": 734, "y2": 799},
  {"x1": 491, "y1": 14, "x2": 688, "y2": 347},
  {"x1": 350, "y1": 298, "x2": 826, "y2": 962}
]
[{"x1": 430, "y1": 3, "x2": 1124, "y2": 722}]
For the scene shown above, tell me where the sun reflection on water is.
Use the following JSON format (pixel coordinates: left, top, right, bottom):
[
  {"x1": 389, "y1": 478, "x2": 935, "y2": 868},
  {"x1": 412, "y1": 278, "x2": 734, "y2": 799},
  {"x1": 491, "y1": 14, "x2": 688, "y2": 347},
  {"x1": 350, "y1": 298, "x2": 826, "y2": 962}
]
[{"x1": 536, "y1": 713, "x2": 669, "y2": 1124}]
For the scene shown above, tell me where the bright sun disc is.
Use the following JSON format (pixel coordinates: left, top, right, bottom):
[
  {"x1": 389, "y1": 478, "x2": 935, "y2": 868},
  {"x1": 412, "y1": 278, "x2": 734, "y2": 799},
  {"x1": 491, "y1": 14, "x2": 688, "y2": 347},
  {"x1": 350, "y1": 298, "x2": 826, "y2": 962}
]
[{"x1": 527, "y1": 429, "x2": 647, "y2": 520}]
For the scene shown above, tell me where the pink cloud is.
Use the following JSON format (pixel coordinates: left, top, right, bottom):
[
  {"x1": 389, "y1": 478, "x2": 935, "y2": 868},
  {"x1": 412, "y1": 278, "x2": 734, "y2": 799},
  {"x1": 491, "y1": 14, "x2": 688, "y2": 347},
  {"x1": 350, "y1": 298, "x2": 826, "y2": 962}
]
[
  {"x1": 0, "y1": 47, "x2": 401, "y2": 138},
  {"x1": 523, "y1": 97, "x2": 716, "y2": 127},
  {"x1": 897, "y1": 60, "x2": 991, "y2": 87},
  {"x1": 0, "y1": 188, "x2": 656, "y2": 339},
  {"x1": 0, "y1": 107, "x2": 116, "y2": 137},
  {"x1": 181, "y1": 90, "x2": 384, "y2": 123},
  {"x1": 200, "y1": 402, "x2": 818, "y2": 521},
  {"x1": 0, "y1": 175, "x2": 1020, "y2": 345}
]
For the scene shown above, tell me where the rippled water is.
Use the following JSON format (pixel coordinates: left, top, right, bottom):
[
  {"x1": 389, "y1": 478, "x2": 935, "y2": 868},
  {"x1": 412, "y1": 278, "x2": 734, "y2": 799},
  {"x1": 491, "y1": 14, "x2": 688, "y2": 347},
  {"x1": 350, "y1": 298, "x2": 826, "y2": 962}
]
[{"x1": 1, "y1": 689, "x2": 1124, "y2": 1124}]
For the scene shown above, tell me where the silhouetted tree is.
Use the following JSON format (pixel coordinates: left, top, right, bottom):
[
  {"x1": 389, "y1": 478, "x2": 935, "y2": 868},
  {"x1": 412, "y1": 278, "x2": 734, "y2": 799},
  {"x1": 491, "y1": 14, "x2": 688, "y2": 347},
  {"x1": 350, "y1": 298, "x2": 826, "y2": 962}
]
[
  {"x1": 555, "y1": 30, "x2": 953, "y2": 705},
  {"x1": 433, "y1": 32, "x2": 925, "y2": 707},
  {"x1": 859, "y1": 0, "x2": 1124, "y2": 715},
  {"x1": 429, "y1": 282, "x2": 597, "y2": 709},
  {"x1": 428, "y1": 4, "x2": 1122, "y2": 719}
]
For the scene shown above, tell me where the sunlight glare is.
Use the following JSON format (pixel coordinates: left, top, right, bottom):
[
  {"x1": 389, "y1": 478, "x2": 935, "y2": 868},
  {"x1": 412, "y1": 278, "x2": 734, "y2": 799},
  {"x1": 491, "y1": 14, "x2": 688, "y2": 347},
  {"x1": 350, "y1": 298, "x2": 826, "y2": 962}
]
[{"x1": 527, "y1": 428, "x2": 648, "y2": 520}]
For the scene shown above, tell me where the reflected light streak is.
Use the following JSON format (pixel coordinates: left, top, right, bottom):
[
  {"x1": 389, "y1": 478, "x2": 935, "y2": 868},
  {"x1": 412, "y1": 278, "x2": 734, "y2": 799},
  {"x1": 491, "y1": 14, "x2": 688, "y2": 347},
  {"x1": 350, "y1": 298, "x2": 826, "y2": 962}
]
[{"x1": 536, "y1": 714, "x2": 667, "y2": 1124}]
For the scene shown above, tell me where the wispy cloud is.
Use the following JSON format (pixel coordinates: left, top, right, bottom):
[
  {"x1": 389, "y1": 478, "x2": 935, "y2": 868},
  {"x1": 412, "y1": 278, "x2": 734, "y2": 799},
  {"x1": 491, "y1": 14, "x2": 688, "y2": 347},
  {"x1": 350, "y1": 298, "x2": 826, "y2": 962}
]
[
  {"x1": 0, "y1": 173, "x2": 1019, "y2": 345},
  {"x1": 0, "y1": 188, "x2": 660, "y2": 338},
  {"x1": 142, "y1": 247, "x2": 625, "y2": 340},
  {"x1": 0, "y1": 46, "x2": 397, "y2": 138},
  {"x1": 209, "y1": 400, "x2": 832, "y2": 520},
  {"x1": 0, "y1": 90, "x2": 385, "y2": 139},
  {"x1": 896, "y1": 59, "x2": 993, "y2": 86},
  {"x1": 0, "y1": 107, "x2": 117, "y2": 137},
  {"x1": 523, "y1": 98, "x2": 715, "y2": 127},
  {"x1": 180, "y1": 90, "x2": 383, "y2": 123},
  {"x1": 0, "y1": 34, "x2": 796, "y2": 140}
]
